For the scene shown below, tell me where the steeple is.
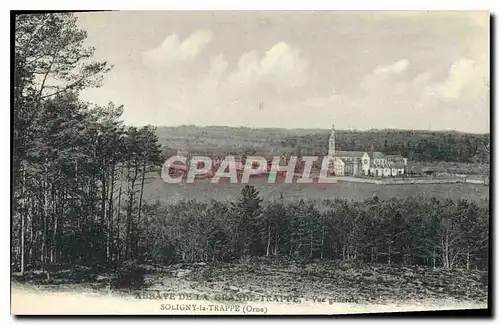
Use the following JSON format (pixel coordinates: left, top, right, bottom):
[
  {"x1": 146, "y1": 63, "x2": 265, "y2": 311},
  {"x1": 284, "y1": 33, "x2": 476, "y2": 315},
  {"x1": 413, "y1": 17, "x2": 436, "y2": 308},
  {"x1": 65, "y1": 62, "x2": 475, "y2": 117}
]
[{"x1": 328, "y1": 124, "x2": 335, "y2": 157}]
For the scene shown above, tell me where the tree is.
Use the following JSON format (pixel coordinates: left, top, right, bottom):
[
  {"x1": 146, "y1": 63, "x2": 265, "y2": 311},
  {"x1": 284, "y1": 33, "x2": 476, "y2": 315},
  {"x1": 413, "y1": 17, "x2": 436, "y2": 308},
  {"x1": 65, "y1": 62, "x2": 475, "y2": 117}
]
[
  {"x1": 231, "y1": 185, "x2": 263, "y2": 257},
  {"x1": 262, "y1": 200, "x2": 288, "y2": 257},
  {"x1": 13, "y1": 12, "x2": 112, "y2": 274}
]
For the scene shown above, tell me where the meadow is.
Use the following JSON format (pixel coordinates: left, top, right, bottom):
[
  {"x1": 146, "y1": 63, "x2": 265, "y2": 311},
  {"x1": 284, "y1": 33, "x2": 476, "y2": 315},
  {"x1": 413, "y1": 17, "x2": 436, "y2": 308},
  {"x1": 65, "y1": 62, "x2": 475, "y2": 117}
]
[{"x1": 143, "y1": 176, "x2": 490, "y2": 205}]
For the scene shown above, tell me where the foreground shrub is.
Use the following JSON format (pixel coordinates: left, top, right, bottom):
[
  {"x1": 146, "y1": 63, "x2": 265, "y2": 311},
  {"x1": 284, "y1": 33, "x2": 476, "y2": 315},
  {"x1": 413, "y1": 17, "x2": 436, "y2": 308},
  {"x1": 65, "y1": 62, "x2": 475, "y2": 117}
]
[{"x1": 111, "y1": 261, "x2": 145, "y2": 290}]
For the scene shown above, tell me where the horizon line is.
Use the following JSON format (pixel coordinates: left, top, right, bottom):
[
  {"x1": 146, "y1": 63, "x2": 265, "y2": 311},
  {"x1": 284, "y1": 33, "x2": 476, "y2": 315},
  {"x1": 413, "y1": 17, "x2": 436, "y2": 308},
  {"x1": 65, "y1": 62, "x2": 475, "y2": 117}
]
[{"x1": 121, "y1": 123, "x2": 490, "y2": 135}]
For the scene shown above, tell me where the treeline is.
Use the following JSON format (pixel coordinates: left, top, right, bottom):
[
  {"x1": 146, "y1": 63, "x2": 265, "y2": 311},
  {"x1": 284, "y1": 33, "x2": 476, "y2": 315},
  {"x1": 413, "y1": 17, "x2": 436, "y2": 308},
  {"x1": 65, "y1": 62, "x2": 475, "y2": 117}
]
[
  {"x1": 13, "y1": 13, "x2": 163, "y2": 273},
  {"x1": 156, "y1": 126, "x2": 489, "y2": 165},
  {"x1": 281, "y1": 130, "x2": 490, "y2": 164},
  {"x1": 12, "y1": 91, "x2": 164, "y2": 271},
  {"x1": 140, "y1": 187, "x2": 489, "y2": 270}
]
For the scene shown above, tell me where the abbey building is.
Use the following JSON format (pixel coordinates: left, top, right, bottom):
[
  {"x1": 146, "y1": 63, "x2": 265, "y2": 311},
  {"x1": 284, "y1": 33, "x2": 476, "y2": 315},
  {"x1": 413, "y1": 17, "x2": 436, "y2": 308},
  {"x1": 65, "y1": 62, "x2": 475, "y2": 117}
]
[{"x1": 328, "y1": 125, "x2": 407, "y2": 177}]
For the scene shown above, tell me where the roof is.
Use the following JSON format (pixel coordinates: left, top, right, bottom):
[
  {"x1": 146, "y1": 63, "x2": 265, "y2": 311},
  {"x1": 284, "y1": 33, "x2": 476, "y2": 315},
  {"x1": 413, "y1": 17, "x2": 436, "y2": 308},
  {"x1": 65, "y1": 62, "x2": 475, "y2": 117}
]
[
  {"x1": 386, "y1": 161, "x2": 405, "y2": 168},
  {"x1": 393, "y1": 162, "x2": 405, "y2": 169},
  {"x1": 370, "y1": 152, "x2": 385, "y2": 159},
  {"x1": 386, "y1": 155, "x2": 405, "y2": 162},
  {"x1": 408, "y1": 166, "x2": 423, "y2": 173},
  {"x1": 334, "y1": 151, "x2": 367, "y2": 158}
]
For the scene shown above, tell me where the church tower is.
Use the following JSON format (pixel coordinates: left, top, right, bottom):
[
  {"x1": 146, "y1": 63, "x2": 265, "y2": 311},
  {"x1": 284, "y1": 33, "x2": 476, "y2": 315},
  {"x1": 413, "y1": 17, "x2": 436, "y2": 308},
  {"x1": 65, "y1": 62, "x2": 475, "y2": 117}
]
[{"x1": 328, "y1": 124, "x2": 336, "y2": 157}]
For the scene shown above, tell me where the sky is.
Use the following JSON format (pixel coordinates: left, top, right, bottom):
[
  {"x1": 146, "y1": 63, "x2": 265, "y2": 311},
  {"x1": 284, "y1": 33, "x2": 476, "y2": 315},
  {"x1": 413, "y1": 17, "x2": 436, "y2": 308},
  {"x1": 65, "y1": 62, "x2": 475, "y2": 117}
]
[{"x1": 76, "y1": 11, "x2": 490, "y2": 133}]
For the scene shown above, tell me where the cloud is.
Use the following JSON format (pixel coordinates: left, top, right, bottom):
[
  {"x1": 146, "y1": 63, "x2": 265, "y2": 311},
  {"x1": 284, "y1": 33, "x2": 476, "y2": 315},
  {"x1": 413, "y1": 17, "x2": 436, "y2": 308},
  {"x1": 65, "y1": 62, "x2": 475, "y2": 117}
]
[
  {"x1": 198, "y1": 53, "x2": 229, "y2": 102},
  {"x1": 203, "y1": 53, "x2": 229, "y2": 89},
  {"x1": 227, "y1": 51, "x2": 261, "y2": 87},
  {"x1": 375, "y1": 59, "x2": 409, "y2": 76},
  {"x1": 190, "y1": 42, "x2": 311, "y2": 108},
  {"x1": 172, "y1": 42, "x2": 310, "y2": 121},
  {"x1": 169, "y1": 42, "x2": 311, "y2": 127},
  {"x1": 299, "y1": 54, "x2": 489, "y2": 132},
  {"x1": 259, "y1": 42, "x2": 309, "y2": 88},
  {"x1": 437, "y1": 58, "x2": 488, "y2": 101},
  {"x1": 360, "y1": 59, "x2": 409, "y2": 92},
  {"x1": 228, "y1": 42, "x2": 309, "y2": 90},
  {"x1": 143, "y1": 29, "x2": 213, "y2": 67},
  {"x1": 303, "y1": 60, "x2": 430, "y2": 128},
  {"x1": 412, "y1": 72, "x2": 432, "y2": 88}
]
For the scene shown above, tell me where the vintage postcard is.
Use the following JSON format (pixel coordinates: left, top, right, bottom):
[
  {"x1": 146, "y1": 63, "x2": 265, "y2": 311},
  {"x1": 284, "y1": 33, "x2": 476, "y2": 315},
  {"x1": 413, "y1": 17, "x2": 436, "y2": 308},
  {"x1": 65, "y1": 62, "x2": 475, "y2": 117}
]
[{"x1": 11, "y1": 10, "x2": 490, "y2": 315}]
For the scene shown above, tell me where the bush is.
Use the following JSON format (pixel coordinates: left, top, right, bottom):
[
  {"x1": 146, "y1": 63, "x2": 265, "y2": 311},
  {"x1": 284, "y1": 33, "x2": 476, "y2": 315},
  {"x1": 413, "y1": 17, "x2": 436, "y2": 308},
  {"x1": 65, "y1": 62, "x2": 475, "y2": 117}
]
[{"x1": 111, "y1": 261, "x2": 145, "y2": 290}]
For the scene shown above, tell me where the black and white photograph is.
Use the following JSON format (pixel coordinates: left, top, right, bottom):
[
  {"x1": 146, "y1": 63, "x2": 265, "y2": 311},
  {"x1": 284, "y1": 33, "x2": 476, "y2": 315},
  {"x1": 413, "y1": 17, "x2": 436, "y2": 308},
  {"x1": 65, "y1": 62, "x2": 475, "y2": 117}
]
[{"x1": 11, "y1": 10, "x2": 490, "y2": 315}]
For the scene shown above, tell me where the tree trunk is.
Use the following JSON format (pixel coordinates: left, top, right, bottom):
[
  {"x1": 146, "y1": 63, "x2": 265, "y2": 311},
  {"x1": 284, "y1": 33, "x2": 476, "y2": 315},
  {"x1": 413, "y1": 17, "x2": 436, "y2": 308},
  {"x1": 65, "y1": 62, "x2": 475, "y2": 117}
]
[
  {"x1": 135, "y1": 160, "x2": 147, "y2": 257},
  {"x1": 433, "y1": 246, "x2": 436, "y2": 269},
  {"x1": 445, "y1": 235, "x2": 449, "y2": 268},
  {"x1": 101, "y1": 165, "x2": 108, "y2": 263},
  {"x1": 125, "y1": 162, "x2": 138, "y2": 260},
  {"x1": 442, "y1": 234, "x2": 450, "y2": 269},
  {"x1": 107, "y1": 163, "x2": 116, "y2": 264},
  {"x1": 116, "y1": 180, "x2": 123, "y2": 262},
  {"x1": 42, "y1": 176, "x2": 49, "y2": 268},
  {"x1": 273, "y1": 235, "x2": 279, "y2": 256},
  {"x1": 266, "y1": 224, "x2": 271, "y2": 257},
  {"x1": 388, "y1": 243, "x2": 391, "y2": 265},
  {"x1": 52, "y1": 205, "x2": 58, "y2": 264},
  {"x1": 466, "y1": 245, "x2": 470, "y2": 270},
  {"x1": 20, "y1": 164, "x2": 26, "y2": 274},
  {"x1": 29, "y1": 199, "x2": 34, "y2": 267},
  {"x1": 309, "y1": 230, "x2": 313, "y2": 258},
  {"x1": 320, "y1": 226, "x2": 325, "y2": 260}
]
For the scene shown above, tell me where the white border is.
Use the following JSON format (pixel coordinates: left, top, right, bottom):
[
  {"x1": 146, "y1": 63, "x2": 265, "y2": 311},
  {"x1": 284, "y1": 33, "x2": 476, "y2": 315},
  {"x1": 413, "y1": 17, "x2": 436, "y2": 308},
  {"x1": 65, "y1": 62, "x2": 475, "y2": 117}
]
[
  {"x1": 2, "y1": 1, "x2": 498, "y2": 10},
  {"x1": 2, "y1": 2, "x2": 497, "y2": 324}
]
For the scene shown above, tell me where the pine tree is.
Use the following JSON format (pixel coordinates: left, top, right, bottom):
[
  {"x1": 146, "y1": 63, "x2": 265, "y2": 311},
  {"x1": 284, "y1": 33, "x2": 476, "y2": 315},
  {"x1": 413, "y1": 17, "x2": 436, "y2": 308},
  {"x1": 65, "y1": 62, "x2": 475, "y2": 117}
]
[{"x1": 231, "y1": 185, "x2": 263, "y2": 257}]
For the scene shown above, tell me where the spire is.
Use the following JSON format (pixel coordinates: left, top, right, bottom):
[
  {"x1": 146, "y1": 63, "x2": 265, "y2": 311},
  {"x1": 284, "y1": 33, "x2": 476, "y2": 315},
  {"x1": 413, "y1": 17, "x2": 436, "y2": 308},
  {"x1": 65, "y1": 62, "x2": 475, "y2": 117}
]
[{"x1": 329, "y1": 123, "x2": 335, "y2": 156}]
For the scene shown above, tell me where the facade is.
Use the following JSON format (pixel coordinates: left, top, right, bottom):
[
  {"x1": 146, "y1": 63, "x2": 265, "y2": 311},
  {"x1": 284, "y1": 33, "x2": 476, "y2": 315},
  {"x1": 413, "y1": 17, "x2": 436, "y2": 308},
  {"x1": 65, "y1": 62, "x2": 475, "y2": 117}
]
[
  {"x1": 332, "y1": 157, "x2": 345, "y2": 176},
  {"x1": 328, "y1": 125, "x2": 408, "y2": 177}
]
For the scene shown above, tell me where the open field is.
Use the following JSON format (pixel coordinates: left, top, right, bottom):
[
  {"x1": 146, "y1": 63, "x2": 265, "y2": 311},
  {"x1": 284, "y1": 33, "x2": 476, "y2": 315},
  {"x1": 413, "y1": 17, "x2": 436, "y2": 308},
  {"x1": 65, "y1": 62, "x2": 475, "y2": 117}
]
[
  {"x1": 143, "y1": 176, "x2": 490, "y2": 204},
  {"x1": 11, "y1": 260, "x2": 488, "y2": 315},
  {"x1": 156, "y1": 126, "x2": 490, "y2": 174},
  {"x1": 410, "y1": 162, "x2": 490, "y2": 176}
]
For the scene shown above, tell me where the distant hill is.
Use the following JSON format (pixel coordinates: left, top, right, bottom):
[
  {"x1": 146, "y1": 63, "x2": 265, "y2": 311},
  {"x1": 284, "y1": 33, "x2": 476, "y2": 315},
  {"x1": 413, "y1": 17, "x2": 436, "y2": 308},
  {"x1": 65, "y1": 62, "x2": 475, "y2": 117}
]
[{"x1": 155, "y1": 125, "x2": 490, "y2": 164}]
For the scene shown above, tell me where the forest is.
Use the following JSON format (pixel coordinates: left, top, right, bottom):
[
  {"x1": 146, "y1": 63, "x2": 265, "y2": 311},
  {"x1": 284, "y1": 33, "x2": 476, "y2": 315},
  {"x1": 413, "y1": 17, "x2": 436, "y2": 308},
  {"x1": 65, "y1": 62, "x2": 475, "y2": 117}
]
[
  {"x1": 283, "y1": 130, "x2": 490, "y2": 163},
  {"x1": 139, "y1": 189, "x2": 489, "y2": 271},
  {"x1": 155, "y1": 126, "x2": 490, "y2": 164},
  {"x1": 12, "y1": 12, "x2": 489, "y2": 287},
  {"x1": 13, "y1": 13, "x2": 161, "y2": 274}
]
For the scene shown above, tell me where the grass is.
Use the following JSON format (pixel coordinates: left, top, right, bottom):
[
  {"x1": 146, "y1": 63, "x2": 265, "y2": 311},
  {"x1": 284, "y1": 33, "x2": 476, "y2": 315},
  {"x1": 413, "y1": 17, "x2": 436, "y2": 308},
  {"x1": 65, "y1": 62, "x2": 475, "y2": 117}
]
[
  {"x1": 148, "y1": 260, "x2": 487, "y2": 305},
  {"x1": 142, "y1": 176, "x2": 490, "y2": 205},
  {"x1": 12, "y1": 259, "x2": 488, "y2": 306},
  {"x1": 411, "y1": 162, "x2": 490, "y2": 176}
]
